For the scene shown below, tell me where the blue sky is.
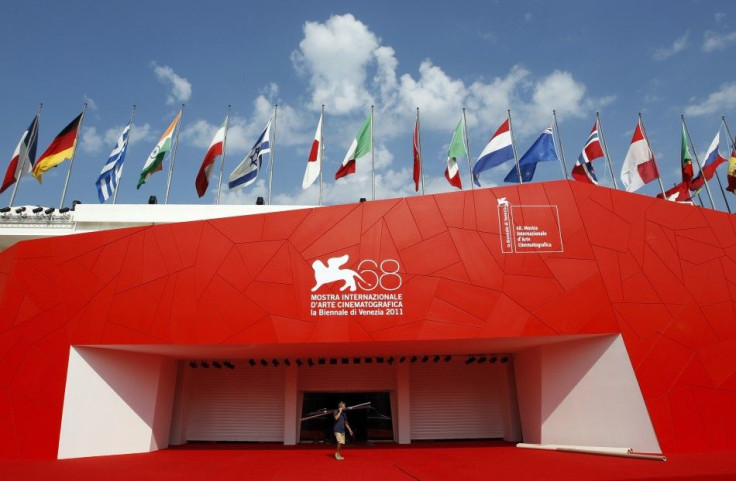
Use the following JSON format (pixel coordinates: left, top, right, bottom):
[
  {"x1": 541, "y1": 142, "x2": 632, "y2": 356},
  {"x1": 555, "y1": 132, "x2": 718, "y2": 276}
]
[{"x1": 2, "y1": 0, "x2": 736, "y2": 209}]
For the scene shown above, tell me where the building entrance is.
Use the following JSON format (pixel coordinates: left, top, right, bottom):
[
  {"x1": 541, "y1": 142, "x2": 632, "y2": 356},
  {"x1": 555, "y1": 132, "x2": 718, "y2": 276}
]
[{"x1": 299, "y1": 392, "x2": 393, "y2": 443}]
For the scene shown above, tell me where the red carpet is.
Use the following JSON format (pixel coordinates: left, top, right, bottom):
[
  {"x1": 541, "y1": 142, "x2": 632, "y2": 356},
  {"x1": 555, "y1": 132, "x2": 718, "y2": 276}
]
[{"x1": 3, "y1": 442, "x2": 736, "y2": 481}]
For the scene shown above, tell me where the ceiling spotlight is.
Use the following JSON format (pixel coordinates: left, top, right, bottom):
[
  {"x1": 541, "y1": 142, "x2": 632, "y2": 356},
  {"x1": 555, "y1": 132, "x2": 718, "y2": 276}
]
[
  {"x1": 201, "y1": 361, "x2": 210, "y2": 368},
  {"x1": 213, "y1": 361, "x2": 222, "y2": 369},
  {"x1": 433, "y1": 355, "x2": 440, "y2": 363},
  {"x1": 261, "y1": 359, "x2": 268, "y2": 367},
  {"x1": 490, "y1": 355, "x2": 498, "y2": 363},
  {"x1": 249, "y1": 359, "x2": 256, "y2": 367},
  {"x1": 189, "y1": 361, "x2": 198, "y2": 368},
  {"x1": 44, "y1": 207, "x2": 55, "y2": 215},
  {"x1": 399, "y1": 356, "x2": 406, "y2": 363},
  {"x1": 0, "y1": 207, "x2": 10, "y2": 213},
  {"x1": 500, "y1": 356, "x2": 509, "y2": 363},
  {"x1": 478, "y1": 355, "x2": 487, "y2": 364},
  {"x1": 32, "y1": 206, "x2": 43, "y2": 214},
  {"x1": 421, "y1": 355, "x2": 429, "y2": 363},
  {"x1": 444, "y1": 355, "x2": 452, "y2": 362},
  {"x1": 15, "y1": 206, "x2": 26, "y2": 214},
  {"x1": 59, "y1": 207, "x2": 70, "y2": 214}
]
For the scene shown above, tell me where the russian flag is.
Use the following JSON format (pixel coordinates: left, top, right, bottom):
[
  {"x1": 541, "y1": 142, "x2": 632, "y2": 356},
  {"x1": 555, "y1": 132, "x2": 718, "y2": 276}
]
[
  {"x1": 572, "y1": 121, "x2": 604, "y2": 185},
  {"x1": 691, "y1": 131, "x2": 726, "y2": 190},
  {"x1": 472, "y1": 119, "x2": 514, "y2": 186}
]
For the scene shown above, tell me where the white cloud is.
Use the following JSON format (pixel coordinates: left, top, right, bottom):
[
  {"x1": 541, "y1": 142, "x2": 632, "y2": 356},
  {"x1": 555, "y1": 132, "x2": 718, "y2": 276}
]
[
  {"x1": 151, "y1": 62, "x2": 192, "y2": 105},
  {"x1": 293, "y1": 14, "x2": 609, "y2": 140},
  {"x1": 684, "y1": 82, "x2": 736, "y2": 116},
  {"x1": 292, "y1": 14, "x2": 379, "y2": 114},
  {"x1": 715, "y1": 12, "x2": 726, "y2": 23},
  {"x1": 703, "y1": 31, "x2": 736, "y2": 52},
  {"x1": 103, "y1": 123, "x2": 154, "y2": 147},
  {"x1": 83, "y1": 95, "x2": 98, "y2": 112},
  {"x1": 80, "y1": 126, "x2": 103, "y2": 154},
  {"x1": 524, "y1": 12, "x2": 532, "y2": 22},
  {"x1": 653, "y1": 32, "x2": 689, "y2": 60}
]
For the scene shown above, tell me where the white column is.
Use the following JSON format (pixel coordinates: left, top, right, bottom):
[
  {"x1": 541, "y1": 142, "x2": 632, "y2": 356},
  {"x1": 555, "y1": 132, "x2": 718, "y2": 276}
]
[
  {"x1": 283, "y1": 364, "x2": 299, "y2": 445},
  {"x1": 396, "y1": 362, "x2": 411, "y2": 444}
]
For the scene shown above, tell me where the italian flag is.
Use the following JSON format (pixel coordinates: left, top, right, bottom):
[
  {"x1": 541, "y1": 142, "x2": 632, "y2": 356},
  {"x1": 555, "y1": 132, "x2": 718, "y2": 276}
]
[
  {"x1": 138, "y1": 111, "x2": 181, "y2": 189},
  {"x1": 195, "y1": 117, "x2": 227, "y2": 197},
  {"x1": 336, "y1": 112, "x2": 371, "y2": 179},
  {"x1": 445, "y1": 118, "x2": 465, "y2": 189}
]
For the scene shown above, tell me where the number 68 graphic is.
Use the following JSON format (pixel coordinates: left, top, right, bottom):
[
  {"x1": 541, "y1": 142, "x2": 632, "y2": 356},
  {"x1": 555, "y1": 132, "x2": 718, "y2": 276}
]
[{"x1": 356, "y1": 259, "x2": 402, "y2": 291}]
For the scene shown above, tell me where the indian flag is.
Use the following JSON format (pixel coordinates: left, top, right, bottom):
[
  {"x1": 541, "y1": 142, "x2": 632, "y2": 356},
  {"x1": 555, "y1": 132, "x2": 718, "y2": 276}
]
[{"x1": 138, "y1": 111, "x2": 181, "y2": 189}]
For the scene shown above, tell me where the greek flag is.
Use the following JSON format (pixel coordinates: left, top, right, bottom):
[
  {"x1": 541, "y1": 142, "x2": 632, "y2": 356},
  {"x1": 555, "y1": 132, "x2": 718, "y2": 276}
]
[
  {"x1": 96, "y1": 124, "x2": 130, "y2": 203},
  {"x1": 229, "y1": 119, "x2": 271, "y2": 189}
]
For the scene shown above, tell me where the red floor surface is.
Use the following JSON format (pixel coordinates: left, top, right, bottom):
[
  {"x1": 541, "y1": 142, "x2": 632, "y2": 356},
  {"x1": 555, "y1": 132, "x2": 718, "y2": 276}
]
[{"x1": 4, "y1": 442, "x2": 736, "y2": 481}]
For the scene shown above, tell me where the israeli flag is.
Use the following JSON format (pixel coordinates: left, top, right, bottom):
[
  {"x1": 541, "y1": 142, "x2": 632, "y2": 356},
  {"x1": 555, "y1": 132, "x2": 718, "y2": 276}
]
[
  {"x1": 95, "y1": 124, "x2": 130, "y2": 203},
  {"x1": 229, "y1": 119, "x2": 272, "y2": 189}
]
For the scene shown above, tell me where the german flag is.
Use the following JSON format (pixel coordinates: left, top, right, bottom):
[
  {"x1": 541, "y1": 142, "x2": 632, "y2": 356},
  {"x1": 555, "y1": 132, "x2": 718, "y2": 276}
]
[{"x1": 32, "y1": 112, "x2": 83, "y2": 182}]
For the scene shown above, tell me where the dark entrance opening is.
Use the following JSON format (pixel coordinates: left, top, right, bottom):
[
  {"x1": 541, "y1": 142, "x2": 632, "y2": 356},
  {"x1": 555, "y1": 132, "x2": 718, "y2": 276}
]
[{"x1": 299, "y1": 392, "x2": 393, "y2": 443}]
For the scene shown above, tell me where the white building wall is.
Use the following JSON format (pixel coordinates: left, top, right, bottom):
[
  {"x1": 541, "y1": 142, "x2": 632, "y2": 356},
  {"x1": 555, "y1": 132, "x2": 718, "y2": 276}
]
[
  {"x1": 58, "y1": 347, "x2": 177, "y2": 459},
  {"x1": 515, "y1": 334, "x2": 661, "y2": 453}
]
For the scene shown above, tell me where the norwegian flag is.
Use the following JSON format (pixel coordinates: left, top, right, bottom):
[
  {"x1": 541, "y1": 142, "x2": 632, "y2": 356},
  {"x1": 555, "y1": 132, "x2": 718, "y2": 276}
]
[{"x1": 572, "y1": 120, "x2": 604, "y2": 185}]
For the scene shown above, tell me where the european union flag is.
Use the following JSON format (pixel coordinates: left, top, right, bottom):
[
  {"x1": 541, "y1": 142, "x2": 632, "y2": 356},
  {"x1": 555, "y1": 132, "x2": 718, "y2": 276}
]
[{"x1": 504, "y1": 126, "x2": 558, "y2": 183}]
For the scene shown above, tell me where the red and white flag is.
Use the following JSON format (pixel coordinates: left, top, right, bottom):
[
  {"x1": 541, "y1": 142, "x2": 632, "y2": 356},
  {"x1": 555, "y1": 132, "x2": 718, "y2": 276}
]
[
  {"x1": 195, "y1": 117, "x2": 227, "y2": 198},
  {"x1": 413, "y1": 116, "x2": 421, "y2": 192},
  {"x1": 621, "y1": 119, "x2": 659, "y2": 192},
  {"x1": 1, "y1": 115, "x2": 39, "y2": 194},
  {"x1": 302, "y1": 112, "x2": 322, "y2": 189}
]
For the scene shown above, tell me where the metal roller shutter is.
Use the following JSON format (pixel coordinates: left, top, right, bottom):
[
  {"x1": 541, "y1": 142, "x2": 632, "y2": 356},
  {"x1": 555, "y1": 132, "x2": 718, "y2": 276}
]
[
  {"x1": 410, "y1": 360, "x2": 505, "y2": 440},
  {"x1": 298, "y1": 362, "x2": 396, "y2": 391},
  {"x1": 186, "y1": 366, "x2": 285, "y2": 442}
]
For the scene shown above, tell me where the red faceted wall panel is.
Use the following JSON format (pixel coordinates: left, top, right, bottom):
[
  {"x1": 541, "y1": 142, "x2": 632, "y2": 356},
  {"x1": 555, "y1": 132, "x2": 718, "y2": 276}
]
[{"x1": 1, "y1": 180, "x2": 736, "y2": 458}]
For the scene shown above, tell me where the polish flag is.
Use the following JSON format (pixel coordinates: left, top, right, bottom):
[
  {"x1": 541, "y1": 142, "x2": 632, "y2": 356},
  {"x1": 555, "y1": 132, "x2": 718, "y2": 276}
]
[
  {"x1": 195, "y1": 118, "x2": 226, "y2": 197},
  {"x1": 303, "y1": 112, "x2": 322, "y2": 189}
]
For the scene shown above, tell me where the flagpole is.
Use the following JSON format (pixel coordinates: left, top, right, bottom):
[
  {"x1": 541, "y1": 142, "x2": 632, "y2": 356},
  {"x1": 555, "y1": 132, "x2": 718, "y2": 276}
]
[
  {"x1": 267, "y1": 105, "x2": 278, "y2": 205},
  {"x1": 9, "y1": 102, "x2": 43, "y2": 208},
  {"x1": 722, "y1": 116, "x2": 736, "y2": 208},
  {"x1": 216, "y1": 105, "x2": 231, "y2": 205},
  {"x1": 462, "y1": 108, "x2": 474, "y2": 190},
  {"x1": 507, "y1": 110, "x2": 523, "y2": 184},
  {"x1": 59, "y1": 102, "x2": 87, "y2": 209},
  {"x1": 417, "y1": 107, "x2": 426, "y2": 195},
  {"x1": 638, "y1": 113, "x2": 667, "y2": 198},
  {"x1": 370, "y1": 105, "x2": 375, "y2": 201},
  {"x1": 596, "y1": 112, "x2": 618, "y2": 190},
  {"x1": 319, "y1": 104, "x2": 325, "y2": 206},
  {"x1": 552, "y1": 110, "x2": 570, "y2": 180},
  {"x1": 682, "y1": 115, "x2": 717, "y2": 210},
  {"x1": 112, "y1": 105, "x2": 136, "y2": 205},
  {"x1": 164, "y1": 104, "x2": 185, "y2": 205}
]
